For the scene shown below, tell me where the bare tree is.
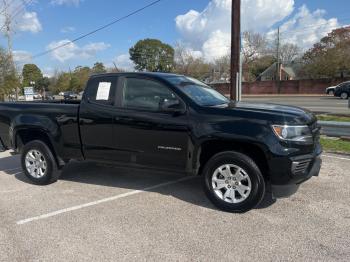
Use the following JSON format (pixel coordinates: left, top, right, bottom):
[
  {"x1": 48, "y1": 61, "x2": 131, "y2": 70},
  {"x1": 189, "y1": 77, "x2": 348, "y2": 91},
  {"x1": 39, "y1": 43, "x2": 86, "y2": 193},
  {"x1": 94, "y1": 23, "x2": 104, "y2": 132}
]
[
  {"x1": 268, "y1": 31, "x2": 301, "y2": 63},
  {"x1": 212, "y1": 54, "x2": 231, "y2": 82},
  {"x1": 242, "y1": 31, "x2": 268, "y2": 65},
  {"x1": 279, "y1": 43, "x2": 301, "y2": 63},
  {"x1": 174, "y1": 42, "x2": 210, "y2": 80}
]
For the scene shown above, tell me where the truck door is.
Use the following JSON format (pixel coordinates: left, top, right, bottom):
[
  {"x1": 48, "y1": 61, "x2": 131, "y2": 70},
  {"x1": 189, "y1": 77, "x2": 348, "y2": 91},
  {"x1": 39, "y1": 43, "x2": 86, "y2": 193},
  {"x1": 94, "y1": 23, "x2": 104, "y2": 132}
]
[
  {"x1": 79, "y1": 76, "x2": 118, "y2": 161},
  {"x1": 113, "y1": 77, "x2": 190, "y2": 171}
]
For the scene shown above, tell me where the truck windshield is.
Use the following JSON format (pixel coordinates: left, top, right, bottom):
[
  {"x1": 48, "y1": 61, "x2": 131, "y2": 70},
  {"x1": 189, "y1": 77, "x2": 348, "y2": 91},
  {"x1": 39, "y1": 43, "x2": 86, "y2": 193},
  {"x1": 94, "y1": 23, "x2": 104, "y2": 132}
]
[{"x1": 166, "y1": 76, "x2": 229, "y2": 106}]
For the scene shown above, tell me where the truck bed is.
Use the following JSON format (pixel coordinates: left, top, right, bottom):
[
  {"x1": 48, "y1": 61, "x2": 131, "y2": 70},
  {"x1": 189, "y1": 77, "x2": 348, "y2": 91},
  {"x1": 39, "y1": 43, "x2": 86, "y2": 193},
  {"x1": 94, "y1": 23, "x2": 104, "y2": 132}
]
[{"x1": 0, "y1": 101, "x2": 82, "y2": 161}]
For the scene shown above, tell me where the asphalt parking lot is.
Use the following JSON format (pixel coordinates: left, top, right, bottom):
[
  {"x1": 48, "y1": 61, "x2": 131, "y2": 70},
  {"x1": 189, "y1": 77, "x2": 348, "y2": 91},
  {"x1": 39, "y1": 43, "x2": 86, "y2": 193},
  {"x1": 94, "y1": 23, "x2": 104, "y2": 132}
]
[
  {"x1": 0, "y1": 150, "x2": 350, "y2": 261},
  {"x1": 243, "y1": 96, "x2": 350, "y2": 114}
]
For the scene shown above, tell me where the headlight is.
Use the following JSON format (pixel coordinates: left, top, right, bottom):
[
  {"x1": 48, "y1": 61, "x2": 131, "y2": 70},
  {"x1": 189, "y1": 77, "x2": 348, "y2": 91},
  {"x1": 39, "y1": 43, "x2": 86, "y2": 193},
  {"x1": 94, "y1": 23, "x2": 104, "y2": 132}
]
[{"x1": 272, "y1": 125, "x2": 313, "y2": 143}]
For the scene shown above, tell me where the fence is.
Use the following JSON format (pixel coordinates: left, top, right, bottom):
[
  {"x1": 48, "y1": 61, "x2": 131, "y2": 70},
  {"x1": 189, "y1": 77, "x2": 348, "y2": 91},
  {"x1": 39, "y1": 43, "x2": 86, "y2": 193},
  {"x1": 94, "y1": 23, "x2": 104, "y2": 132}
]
[{"x1": 211, "y1": 78, "x2": 350, "y2": 95}]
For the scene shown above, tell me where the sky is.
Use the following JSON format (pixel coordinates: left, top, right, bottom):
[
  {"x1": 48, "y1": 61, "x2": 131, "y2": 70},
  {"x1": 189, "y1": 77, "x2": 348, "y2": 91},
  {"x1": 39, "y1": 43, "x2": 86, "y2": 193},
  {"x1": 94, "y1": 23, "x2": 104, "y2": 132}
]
[{"x1": 0, "y1": 0, "x2": 348, "y2": 76}]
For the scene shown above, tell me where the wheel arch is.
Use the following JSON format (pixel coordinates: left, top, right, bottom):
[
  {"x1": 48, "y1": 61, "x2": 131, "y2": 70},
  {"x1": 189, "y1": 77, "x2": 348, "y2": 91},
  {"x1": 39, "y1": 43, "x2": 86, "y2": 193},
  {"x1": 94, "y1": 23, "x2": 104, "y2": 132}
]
[
  {"x1": 195, "y1": 139, "x2": 270, "y2": 180},
  {"x1": 14, "y1": 128, "x2": 63, "y2": 167}
]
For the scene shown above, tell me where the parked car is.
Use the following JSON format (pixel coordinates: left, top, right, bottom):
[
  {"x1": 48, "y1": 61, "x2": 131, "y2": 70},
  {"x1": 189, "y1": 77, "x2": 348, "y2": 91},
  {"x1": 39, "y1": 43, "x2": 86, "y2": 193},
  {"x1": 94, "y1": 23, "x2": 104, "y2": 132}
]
[
  {"x1": 45, "y1": 95, "x2": 55, "y2": 100},
  {"x1": 63, "y1": 91, "x2": 78, "y2": 100},
  {"x1": 334, "y1": 81, "x2": 350, "y2": 99},
  {"x1": 0, "y1": 73, "x2": 322, "y2": 213},
  {"x1": 33, "y1": 93, "x2": 42, "y2": 100},
  {"x1": 325, "y1": 86, "x2": 336, "y2": 96}
]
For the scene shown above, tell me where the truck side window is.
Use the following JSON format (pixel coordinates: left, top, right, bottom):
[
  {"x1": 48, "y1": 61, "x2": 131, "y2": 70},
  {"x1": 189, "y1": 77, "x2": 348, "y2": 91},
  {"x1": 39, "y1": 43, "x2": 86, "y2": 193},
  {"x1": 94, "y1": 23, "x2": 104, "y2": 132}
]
[
  {"x1": 122, "y1": 78, "x2": 178, "y2": 111},
  {"x1": 87, "y1": 77, "x2": 116, "y2": 106}
]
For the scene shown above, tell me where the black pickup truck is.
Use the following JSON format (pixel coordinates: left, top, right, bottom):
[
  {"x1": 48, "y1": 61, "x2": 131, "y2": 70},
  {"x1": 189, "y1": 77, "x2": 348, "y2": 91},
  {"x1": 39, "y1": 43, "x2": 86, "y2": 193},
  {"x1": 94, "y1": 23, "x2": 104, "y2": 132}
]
[{"x1": 0, "y1": 72, "x2": 322, "y2": 212}]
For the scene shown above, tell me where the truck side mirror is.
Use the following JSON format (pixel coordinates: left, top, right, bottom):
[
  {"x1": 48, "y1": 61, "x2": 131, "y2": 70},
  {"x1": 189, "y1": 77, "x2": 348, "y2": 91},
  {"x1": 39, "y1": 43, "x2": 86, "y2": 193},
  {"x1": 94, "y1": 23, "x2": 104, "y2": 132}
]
[{"x1": 160, "y1": 99, "x2": 185, "y2": 114}]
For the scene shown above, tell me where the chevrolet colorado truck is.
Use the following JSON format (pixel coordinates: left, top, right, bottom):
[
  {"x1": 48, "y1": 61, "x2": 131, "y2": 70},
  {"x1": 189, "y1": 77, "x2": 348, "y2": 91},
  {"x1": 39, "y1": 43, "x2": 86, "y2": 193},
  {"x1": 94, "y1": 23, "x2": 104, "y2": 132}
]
[{"x1": 0, "y1": 73, "x2": 322, "y2": 212}]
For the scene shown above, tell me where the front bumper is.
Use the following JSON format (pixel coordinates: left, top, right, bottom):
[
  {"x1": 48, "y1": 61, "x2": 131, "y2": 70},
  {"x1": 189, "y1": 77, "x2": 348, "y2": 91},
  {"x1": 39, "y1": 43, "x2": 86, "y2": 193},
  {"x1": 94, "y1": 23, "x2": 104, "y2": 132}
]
[
  {"x1": 271, "y1": 156, "x2": 322, "y2": 198},
  {"x1": 269, "y1": 144, "x2": 322, "y2": 198}
]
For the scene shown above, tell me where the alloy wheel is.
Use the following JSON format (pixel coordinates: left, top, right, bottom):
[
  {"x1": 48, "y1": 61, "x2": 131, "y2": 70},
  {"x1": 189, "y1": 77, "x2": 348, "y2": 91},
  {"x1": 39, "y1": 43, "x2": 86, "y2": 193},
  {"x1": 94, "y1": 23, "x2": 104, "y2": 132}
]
[
  {"x1": 25, "y1": 149, "x2": 48, "y2": 178},
  {"x1": 211, "y1": 164, "x2": 252, "y2": 204}
]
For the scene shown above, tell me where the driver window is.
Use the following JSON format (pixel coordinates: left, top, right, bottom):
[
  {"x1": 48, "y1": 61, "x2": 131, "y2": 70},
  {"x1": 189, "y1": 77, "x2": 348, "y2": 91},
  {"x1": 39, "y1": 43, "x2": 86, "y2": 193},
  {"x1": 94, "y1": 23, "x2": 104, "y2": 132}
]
[{"x1": 122, "y1": 78, "x2": 178, "y2": 111}]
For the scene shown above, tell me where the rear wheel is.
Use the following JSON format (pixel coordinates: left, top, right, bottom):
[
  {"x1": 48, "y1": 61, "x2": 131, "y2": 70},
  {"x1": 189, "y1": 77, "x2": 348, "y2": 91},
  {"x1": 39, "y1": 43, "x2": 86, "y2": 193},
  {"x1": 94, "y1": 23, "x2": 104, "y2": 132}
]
[
  {"x1": 340, "y1": 92, "x2": 349, "y2": 99},
  {"x1": 202, "y1": 151, "x2": 266, "y2": 213},
  {"x1": 21, "y1": 140, "x2": 60, "y2": 185}
]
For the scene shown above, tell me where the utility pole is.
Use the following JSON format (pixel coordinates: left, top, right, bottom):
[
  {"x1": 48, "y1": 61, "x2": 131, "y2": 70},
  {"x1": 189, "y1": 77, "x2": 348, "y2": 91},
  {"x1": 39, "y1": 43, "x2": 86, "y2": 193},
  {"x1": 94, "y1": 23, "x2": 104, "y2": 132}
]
[
  {"x1": 230, "y1": 0, "x2": 241, "y2": 101},
  {"x1": 2, "y1": 0, "x2": 18, "y2": 100},
  {"x1": 276, "y1": 26, "x2": 280, "y2": 81},
  {"x1": 2, "y1": 0, "x2": 13, "y2": 58}
]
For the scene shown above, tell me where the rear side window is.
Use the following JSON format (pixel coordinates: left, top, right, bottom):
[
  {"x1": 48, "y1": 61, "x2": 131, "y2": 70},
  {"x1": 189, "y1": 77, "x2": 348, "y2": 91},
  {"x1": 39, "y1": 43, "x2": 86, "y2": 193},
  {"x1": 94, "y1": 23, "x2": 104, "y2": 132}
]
[
  {"x1": 121, "y1": 78, "x2": 178, "y2": 111},
  {"x1": 86, "y1": 77, "x2": 117, "y2": 105}
]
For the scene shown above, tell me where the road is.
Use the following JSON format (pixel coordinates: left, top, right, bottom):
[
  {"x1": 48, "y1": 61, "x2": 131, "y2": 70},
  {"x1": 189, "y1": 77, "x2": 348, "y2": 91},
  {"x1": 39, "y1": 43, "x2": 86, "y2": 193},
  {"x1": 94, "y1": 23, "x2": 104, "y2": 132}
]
[
  {"x1": 0, "y1": 150, "x2": 350, "y2": 261},
  {"x1": 243, "y1": 96, "x2": 350, "y2": 115}
]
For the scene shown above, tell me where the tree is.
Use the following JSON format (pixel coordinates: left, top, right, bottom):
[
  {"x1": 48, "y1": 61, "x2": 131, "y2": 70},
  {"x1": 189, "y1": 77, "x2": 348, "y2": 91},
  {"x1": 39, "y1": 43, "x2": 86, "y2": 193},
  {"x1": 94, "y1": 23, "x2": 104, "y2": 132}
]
[
  {"x1": 279, "y1": 43, "x2": 301, "y2": 64},
  {"x1": 92, "y1": 62, "x2": 107, "y2": 74},
  {"x1": 302, "y1": 26, "x2": 350, "y2": 78},
  {"x1": 174, "y1": 42, "x2": 210, "y2": 80},
  {"x1": 212, "y1": 55, "x2": 231, "y2": 82},
  {"x1": 55, "y1": 73, "x2": 71, "y2": 93},
  {"x1": 242, "y1": 31, "x2": 270, "y2": 81},
  {"x1": 0, "y1": 71, "x2": 20, "y2": 101},
  {"x1": 47, "y1": 66, "x2": 91, "y2": 94},
  {"x1": 22, "y1": 64, "x2": 43, "y2": 91},
  {"x1": 73, "y1": 66, "x2": 91, "y2": 92},
  {"x1": 242, "y1": 31, "x2": 268, "y2": 65},
  {"x1": 130, "y1": 39, "x2": 174, "y2": 72},
  {"x1": 37, "y1": 77, "x2": 50, "y2": 92},
  {"x1": 0, "y1": 47, "x2": 19, "y2": 100}
]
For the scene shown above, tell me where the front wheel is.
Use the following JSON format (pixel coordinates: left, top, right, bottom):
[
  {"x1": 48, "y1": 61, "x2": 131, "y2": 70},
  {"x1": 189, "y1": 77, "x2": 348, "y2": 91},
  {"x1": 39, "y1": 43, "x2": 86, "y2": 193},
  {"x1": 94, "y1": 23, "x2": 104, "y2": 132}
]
[
  {"x1": 202, "y1": 151, "x2": 266, "y2": 213},
  {"x1": 340, "y1": 92, "x2": 349, "y2": 99}
]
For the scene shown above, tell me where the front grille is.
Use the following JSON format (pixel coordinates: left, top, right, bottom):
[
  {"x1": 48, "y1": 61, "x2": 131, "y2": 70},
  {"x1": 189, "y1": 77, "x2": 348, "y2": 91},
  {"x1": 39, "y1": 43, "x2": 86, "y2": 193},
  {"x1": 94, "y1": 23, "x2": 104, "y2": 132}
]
[{"x1": 292, "y1": 159, "x2": 312, "y2": 175}]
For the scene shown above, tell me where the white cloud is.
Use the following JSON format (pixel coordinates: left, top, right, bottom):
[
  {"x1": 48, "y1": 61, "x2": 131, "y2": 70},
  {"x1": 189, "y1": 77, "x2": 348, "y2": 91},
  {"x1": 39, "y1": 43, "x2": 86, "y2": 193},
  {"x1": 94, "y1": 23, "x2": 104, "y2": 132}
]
[
  {"x1": 114, "y1": 54, "x2": 135, "y2": 71},
  {"x1": 176, "y1": 0, "x2": 339, "y2": 60},
  {"x1": 242, "y1": 0, "x2": 294, "y2": 31},
  {"x1": 13, "y1": 50, "x2": 32, "y2": 63},
  {"x1": 60, "y1": 26, "x2": 76, "y2": 33},
  {"x1": 18, "y1": 12, "x2": 42, "y2": 33},
  {"x1": 51, "y1": 0, "x2": 82, "y2": 6},
  {"x1": 202, "y1": 30, "x2": 230, "y2": 61},
  {"x1": 267, "y1": 5, "x2": 339, "y2": 50},
  {"x1": 47, "y1": 39, "x2": 110, "y2": 62}
]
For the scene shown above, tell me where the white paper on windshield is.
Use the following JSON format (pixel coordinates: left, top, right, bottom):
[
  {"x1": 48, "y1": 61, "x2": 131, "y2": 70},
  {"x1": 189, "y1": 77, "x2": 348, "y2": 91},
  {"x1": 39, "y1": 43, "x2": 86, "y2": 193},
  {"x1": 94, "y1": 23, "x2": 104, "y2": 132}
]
[{"x1": 96, "y1": 82, "x2": 111, "y2": 100}]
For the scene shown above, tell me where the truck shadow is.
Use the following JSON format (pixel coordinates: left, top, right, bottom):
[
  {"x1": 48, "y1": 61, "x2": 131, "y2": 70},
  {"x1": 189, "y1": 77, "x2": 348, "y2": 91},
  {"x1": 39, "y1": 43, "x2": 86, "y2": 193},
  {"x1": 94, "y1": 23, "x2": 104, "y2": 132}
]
[
  {"x1": 0, "y1": 154, "x2": 22, "y2": 176},
  {"x1": 10, "y1": 158, "x2": 276, "y2": 212}
]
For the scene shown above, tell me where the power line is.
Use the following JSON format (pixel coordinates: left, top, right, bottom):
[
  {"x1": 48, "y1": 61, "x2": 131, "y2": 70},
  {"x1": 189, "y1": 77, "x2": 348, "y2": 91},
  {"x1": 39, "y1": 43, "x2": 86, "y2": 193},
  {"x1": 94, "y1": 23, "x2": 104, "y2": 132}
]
[
  {"x1": 28, "y1": 0, "x2": 164, "y2": 61},
  {"x1": 0, "y1": 0, "x2": 34, "y2": 32},
  {"x1": 0, "y1": 0, "x2": 14, "y2": 15},
  {"x1": 10, "y1": 0, "x2": 34, "y2": 19}
]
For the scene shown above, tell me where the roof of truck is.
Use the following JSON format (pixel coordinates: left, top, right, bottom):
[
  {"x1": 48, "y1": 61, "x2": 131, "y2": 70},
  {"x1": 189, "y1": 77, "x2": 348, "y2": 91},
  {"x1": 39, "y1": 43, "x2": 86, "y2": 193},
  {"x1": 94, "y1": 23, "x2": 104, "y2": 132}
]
[{"x1": 89, "y1": 72, "x2": 182, "y2": 79}]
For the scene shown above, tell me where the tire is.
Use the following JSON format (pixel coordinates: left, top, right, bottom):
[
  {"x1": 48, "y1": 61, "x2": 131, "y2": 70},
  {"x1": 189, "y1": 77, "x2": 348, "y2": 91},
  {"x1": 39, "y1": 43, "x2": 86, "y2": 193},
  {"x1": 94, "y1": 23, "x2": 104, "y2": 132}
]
[
  {"x1": 202, "y1": 151, "x2": 266, "y2": 213},
  {"x1": 328, "y1": 90, "x2": 334, "y2": 96},
  {"x1": 340, "y1": 92, "x2": 349, "y2": 100},
  {"x1": 21, "y1": 140, "x2": 60, "y2": 185}
]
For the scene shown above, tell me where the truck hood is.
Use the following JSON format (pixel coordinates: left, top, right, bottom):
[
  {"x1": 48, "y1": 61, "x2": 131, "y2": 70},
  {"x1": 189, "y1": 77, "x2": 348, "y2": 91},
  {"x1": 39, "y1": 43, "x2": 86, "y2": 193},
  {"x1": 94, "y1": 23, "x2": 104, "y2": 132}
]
[{"x1": 212, "y1": 101, "x2": 317, "y2": 125}]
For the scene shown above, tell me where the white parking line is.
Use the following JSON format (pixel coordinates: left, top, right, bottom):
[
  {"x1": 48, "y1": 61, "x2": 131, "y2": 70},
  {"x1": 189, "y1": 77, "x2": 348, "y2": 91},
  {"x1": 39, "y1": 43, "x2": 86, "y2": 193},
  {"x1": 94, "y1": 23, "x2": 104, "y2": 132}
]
[
  {"x1": 323, "y1": 154, "x2": 350, "y2": 161},
  {"x1": 16, "y1": 176, "x2": 195, "y2": 225}
]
